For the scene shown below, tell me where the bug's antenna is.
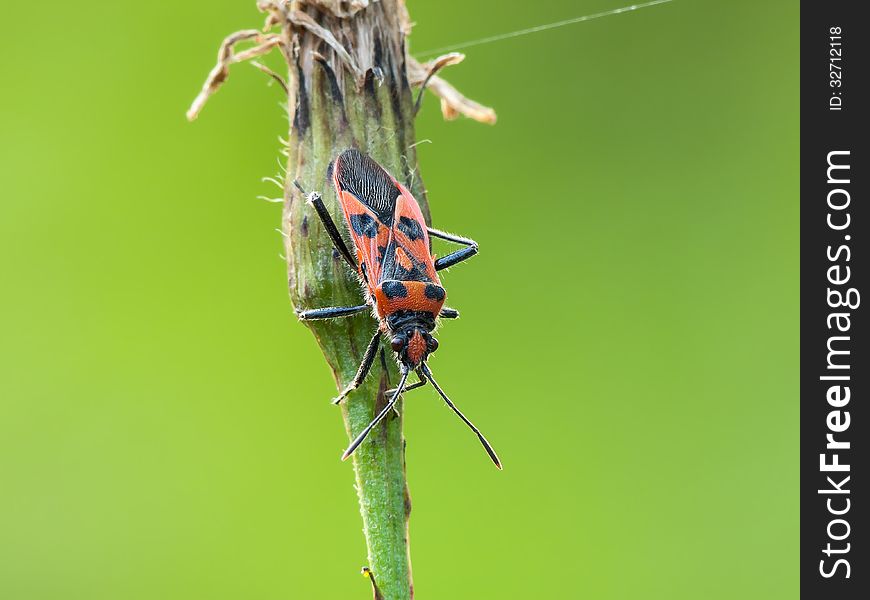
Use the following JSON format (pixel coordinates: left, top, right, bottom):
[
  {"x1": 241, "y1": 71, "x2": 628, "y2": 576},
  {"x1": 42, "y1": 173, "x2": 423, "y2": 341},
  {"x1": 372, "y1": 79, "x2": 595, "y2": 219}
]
[
  {"x1": 420, "y1": 364, "x2": 502, "y2": 469},
  {"x1": 341, "y1": 367, "x2": 410, "y2": 461}
]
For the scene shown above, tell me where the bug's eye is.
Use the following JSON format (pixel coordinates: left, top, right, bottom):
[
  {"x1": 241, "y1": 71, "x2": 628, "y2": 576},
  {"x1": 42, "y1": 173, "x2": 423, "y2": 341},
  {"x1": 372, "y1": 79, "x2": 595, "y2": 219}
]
[
  {"x1": 428, "y1": 337, "x2": 439, "y2": 352},
  {"x1": 390, "y1": 337, "x2": 405, "y2": 352}
]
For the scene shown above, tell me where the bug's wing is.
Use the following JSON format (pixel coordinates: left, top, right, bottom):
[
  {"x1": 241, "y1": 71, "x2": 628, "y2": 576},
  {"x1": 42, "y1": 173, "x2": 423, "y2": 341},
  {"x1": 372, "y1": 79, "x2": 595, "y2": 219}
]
[
  {"x1": 381, "y1": 181, "x2": 440, "y2": 284},
  {"x1": 332, "y1": 149, "x2": 400, "y2": 285},
  {"x1": 335, "y1": 188, "x2": 392, "y2": 285}
]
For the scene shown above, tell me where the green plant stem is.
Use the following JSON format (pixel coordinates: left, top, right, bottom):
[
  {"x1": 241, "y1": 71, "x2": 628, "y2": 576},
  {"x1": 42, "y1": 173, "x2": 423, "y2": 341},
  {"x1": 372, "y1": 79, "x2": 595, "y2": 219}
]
[
  {"x1": 188, "y1": 2, "x2": 495, "y2": 597},
  {"x1": 280, "y1": 3, "x2": 423, "y2": 599}
]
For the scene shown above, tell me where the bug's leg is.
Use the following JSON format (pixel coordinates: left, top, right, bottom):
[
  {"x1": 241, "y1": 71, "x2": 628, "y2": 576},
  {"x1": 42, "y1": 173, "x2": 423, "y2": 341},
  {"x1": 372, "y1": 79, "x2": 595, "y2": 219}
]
[
  {"x1": 428, "y1": 227, "x2": 479, "y2": 271},
  {"x1": 439, "y1": 307, "x2": 460, "y2": 319},
  {"x1": 342, "y1": 368, "x2": 411, "y2": 461},
  {"x1": 385, "y1": 373, "x2": 428, "y2": 397},
  {"x1": 333, "y1": 331, "x2": 381, "y2": 405},
  {"x1": 385, "y1": 378, "x2": 427, "y2": 415},
  {"x1": 297, "y1": 304, "x2": 369, "y2": 320},
  {"x1": 378, "y1": 348, "x2": 406, "y2": 417},
  {"x1": 293, "y1": 182, "x2": 357, "y2": 270},
  {"x1": 379, "y1": 347, "x2": 390, "y2": 378}
]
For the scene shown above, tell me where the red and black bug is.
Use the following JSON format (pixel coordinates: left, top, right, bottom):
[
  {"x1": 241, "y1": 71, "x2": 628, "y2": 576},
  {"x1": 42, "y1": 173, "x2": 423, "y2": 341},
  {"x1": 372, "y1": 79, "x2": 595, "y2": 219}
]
[{"x1": 296, "y1": 149, "x2": 501, "y2": 469}]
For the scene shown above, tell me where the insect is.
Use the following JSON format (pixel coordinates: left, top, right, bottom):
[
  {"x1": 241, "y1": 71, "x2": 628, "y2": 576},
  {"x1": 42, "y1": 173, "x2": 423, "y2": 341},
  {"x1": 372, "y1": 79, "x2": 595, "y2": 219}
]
[{"x1": 296, "y1": 148, "x2": 501, "y2": 469}]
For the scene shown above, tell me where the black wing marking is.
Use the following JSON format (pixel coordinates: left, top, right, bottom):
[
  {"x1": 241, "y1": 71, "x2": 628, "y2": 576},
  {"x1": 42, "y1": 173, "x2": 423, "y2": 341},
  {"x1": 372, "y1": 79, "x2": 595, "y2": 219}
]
[
  {"x1": 380, "y1": 240, "x2": 433, "y2": 283},
  {"x1": 334, "y1": 149, "x2": 401, "y2": 225}
]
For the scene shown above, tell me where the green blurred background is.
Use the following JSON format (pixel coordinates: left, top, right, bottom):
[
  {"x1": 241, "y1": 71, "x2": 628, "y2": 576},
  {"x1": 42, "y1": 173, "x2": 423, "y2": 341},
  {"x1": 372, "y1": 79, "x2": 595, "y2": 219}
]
[{"x1": 0, "y1": 0, "x2": 798, "y2": 598}]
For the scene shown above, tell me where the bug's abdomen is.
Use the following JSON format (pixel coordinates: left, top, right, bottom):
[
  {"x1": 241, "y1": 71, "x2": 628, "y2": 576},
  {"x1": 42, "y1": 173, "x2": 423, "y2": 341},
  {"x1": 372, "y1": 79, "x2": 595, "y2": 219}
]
[{"x1": 374, "y1": 280, "x2": 445, "y2": 319}]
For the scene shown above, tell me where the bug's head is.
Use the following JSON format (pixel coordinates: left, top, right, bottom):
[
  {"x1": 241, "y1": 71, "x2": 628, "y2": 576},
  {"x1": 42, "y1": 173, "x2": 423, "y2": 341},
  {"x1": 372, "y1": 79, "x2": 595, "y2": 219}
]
[{"x1": 390, "y1": 327, "x2": 438, "y2": 368}]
